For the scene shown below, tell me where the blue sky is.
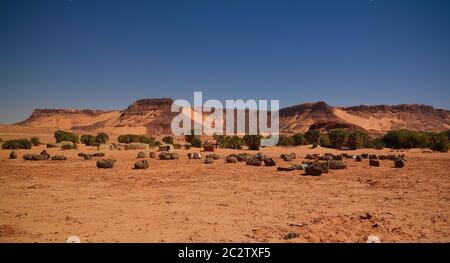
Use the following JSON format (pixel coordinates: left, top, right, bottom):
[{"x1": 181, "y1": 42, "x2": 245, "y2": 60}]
[{"x1": 0, "y1": 0, "x2": 449, "y2": 123}]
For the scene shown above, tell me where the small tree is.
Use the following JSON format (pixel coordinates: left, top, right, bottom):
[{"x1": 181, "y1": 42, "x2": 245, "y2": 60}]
[
  {"x1": 277, "y1": 135, "x2": 294, "y2": 146},
  {"x1": 30, "y1": 136, "x2": 41, "y2": 146},
  {"x1": 428, "y1": 132, "x2": 449, "y2": 152},
  {"x1": 347, "y1": 130, "x2": 369, "y2": 150},
  {"x1": 162, "y1": 136, "x2": 174, "y2": 144},
  {"x1": 185, "y1": 129, "x2": 202, "y2": 148},
  {"x1": 243, "y1": 134, "x2": 261, "y2": 150},
  {"x1": 304, "y1": 130, "x2": 320, "y2": 147},
  {"x1": 95, "y1": 132, "x2": 109, "y2": 145},
  {"x1": 328, "y1": 129, "x2": 350, "y2": 149},
  {"x1": 81, "y1": 135, "x2": 96, "y2": 146},
  {"x1": 292, "y1": 133, "x2": 305, "y2": 146},
  {"x1": 54, "y1": 130, "x2": 79, "y2": 144},
  {"x1": 2, "y1": 139, "x2": 32, "y2": 149}
]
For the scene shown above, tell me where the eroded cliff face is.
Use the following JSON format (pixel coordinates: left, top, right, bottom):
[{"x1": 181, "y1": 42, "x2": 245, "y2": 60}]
[{"x1": 17, "y1": 99, "x2": 450, "y2": 136}]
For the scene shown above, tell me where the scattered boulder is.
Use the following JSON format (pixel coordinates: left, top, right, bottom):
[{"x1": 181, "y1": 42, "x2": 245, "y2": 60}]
[
  {"x1": 193, "y1": 152, "x2": 202, "y2": 159},
  {"x1": 204, "y1": 157, "x2": 214, "y2": 164},
  {"x1": 226, "y1": 155, "x2": 238, "y2": 163},
  {"x1": 246, "y1": 159, "x2": 262, "y2": 166},
  {"x1": 96, "y1": 159, "x2": 115, "y2": 169},
  {"x1": 304, "y1": 164, "x2": 324, "y2": 176},
  {"x1": 84, "y1": 154, "x2": 93, "y2": 160},
  {"x1": 134, "y1": 160, "x2": 149, "y2": 169},
  {"x1": 23, "y1": 154, "x2": 44, "y2": 161},
  {"x1": 40, "y1": 150, "x2": 50, "y2": 160},
  {"x1": 137, "y1": 152, "x2": 146, "y2": 158},
  {"x1": 394, "y1": 157, "x2": 405, "y2": 168},
  {"x1": 78, "y1": 152, "x2": 86, "y2": 157},
  {"x1": 277, "y1": 164, "x2": 304, "y2": 172},
  {"x1": 206, "y1": 153, "x2": 220, "y2": 160},
  {"x1": 149, "y1": 152, "x2": 157, "y2": 158},
  {"x1": 319, "y1": 154, "x2": 333, "y2": 161},
  {"x1": 51, "y1": 155, "x2": 67, "y2": 161},
  {"x1": 263, "y1": 158, "x2": 276, "y2": 166},
  {"x1": 355, "y1": 155, "x2": 363, "y2": 162},
  {"x1": 333, "y1": 154, "x2": 343, "y2": 160},
  {"x1": 280, "y1": 153, "x2": 293, "y2": 162},
  {"x1": 93, "y1": 152, "x2": 105, "y2": 157},
  {"x1": 369, "y1": 154, "x2": 377, "y2": 160},
  {"x1": 9, "y1": 151, "x2": 17, "y2": 159},
  {"x1": 305, "y1": 154, "x2": 315, "y2": 160},
  {"x1": 361, "y1": 153, "x2": 369, "y2": 159},
  {"x1": 187, "y1": 153, "x2": 193, "y2": 159},
  {"x1": 254, "y1": 153, "x2": 266, "y2": 161},
  {"x1": 369, "y1": 159, "x2": 380, "y2": 167},
  {"x1": 236, "y1": 153, "x2": 250, "y2": 162},
  {"x1": 159, "y1": 151, "x2": 179, "y2": 160},
  {"x1": 328, "y1": 160, "x2": 347, "y2": 170}
]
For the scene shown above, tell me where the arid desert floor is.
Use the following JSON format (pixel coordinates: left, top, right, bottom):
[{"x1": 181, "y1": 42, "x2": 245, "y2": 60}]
[{"x1": 1, "y1": 143, "x2": 449, "y2": 243}]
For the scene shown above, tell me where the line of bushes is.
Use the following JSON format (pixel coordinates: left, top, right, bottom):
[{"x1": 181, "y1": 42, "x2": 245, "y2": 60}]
[
  {"x1": 1, "y1": 138, "x2": 33, "y2": 149},
  {"x1": 276, "y1": 129, "x2": 449, "y2": 152},
  {"x1": 117, "y1": 134, "x2": 161, "y2": 147},
  {"x1": 80, "y1": 132, "x2": 109, "y2": 146}
]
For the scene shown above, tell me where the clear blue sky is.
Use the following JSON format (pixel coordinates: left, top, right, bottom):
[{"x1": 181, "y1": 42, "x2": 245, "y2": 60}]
[{"x1": 1, "y1": 0, "x2": 449, "y2": 123}]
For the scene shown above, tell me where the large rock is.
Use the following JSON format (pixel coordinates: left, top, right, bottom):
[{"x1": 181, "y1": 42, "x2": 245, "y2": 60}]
[
  {"x1": 193, "y1": 152, "x2": 202, "y2": 159},
  {"x1": 394, "y1": 157, "x2": 405, "y2": 168},
  {"x1": 9, "y1": 151, "x2": 17, "y2": 159},
  {"x1": 328, "y1": 160, "x2": 347, "y2": 170},
  {"x1": 40, "y1": 150, "x2": 50, "y2": 160},
  {"x1": 305, "y1": 154, "x2": 315, "y2": 160},
  {"x1": 226, "y1": 155, "x2": 238, "y2": 163},
  {"x1": 355, "y1": 155, "x2": 363, "y2": 162},
  {"x1": 23, "y1": 154, "x2": 44, "y2": 161},
  {"x1": 96, "y1": 159, "x2": 115, "y2": 168},
  {"x1": 319, "y1": 154, "x2": 333, "y2": 161},
  {"x1": 137, "y1": 152, "x2": 146, "y2": 158},
  {"x1": 84, "y1": 154, "x2": 93, "y2": 160},
  {"x1": 369, "y1": 154, "x2": 378, "y2": 160},
  {"x1": 159, "y1": 151, "x2": 179, "y2": 160},
  {"x1": 134, "y1": 160, "x2": 149, "y2": 169},
  {"x1": 280, "y1": 153, "x2": 293, "y2": 162},
  {"x1": 93, "y1": 152, "x2": 105, "y2": 157},
  {"x1": 187, "y1": 153, "x2": 193, "y2": 159},
  {"x1": 51, "y1": 155, "x2": 67, "y2": 161},
  {"x1": 277, "y1": 164, "x2": 304, "y2": 172},
  {"x1": 304, "y1": 164, "x2": 324, "y2": 176},
  {"x1": 206, "y1": 153, "x2": 220, "y2": 160},
  {"x1": 246, "y1": 159, "x2": 262, "y2": 166},
  {"x1": 263, "y1": 158, "x2": 276, "y2": 166},
  {"x1": 369, "y1": 159, "x2": 380, "y2": 167},
  {"x1": 204, "y1": 157, "x2": 214, "y2": 164},
  {"x1": 149, "y1": 152, "x2": 157, "y2": 158}
]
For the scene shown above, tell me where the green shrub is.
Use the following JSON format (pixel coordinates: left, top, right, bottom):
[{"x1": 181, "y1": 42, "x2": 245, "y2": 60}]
[
  {"x1": 277, "y1": 135, "x2": 294, "y2": 146},
  {"x1": 162, "y1": 136, "x2": 174, "y2": 144},
  {"x1": 118, "y1": 134, "x2": 158, "y2": 146},
  {"x1": 243, "y1": 134, "x2": 261, "y2": 150},
  {"x1": 372, "y1": 138, "x2": 385, "y2": 149},
  {"x1": 2, "y1": 139, "x2": 32, "y2": 149},
  {"x1": 218, "y1": 135, "x2": 245, "y2": 149},
  {"x1": 328, "y1": 129, "x2": 350, "y2": 149},
  {"x1": 54, "y1": 130, "x2": 79, "y2": 144},
  {"x1": 81, "y1": 135, "x2": 96, "y2": 146},
  {"x1": 319, "y1": 133, "x2": 332, "y2": 148},
  {"x1": 304, "y1": 130, "x2": 320, "y2": 147},
  {"x1": 95, "y1": 132, "x2": 109, "y2": 145},
  {"x1": 428, "y1": 132, "x2": 449, "y2": 152},
  {"x1": 382, "y1": 130, "x2": 429, "y2": 149},
  {"x1": 292, "y1": 133, "x2": 305, "y2": 146},
  {"x1": 30, "y1": 136, "x2": 41, "y2": 146},
  {"x1": 185, "y1": 129, "x2": 202, "y2": 148},
  {"x1": 347, "y1": 130, "x2": 369, "y2": 150}
]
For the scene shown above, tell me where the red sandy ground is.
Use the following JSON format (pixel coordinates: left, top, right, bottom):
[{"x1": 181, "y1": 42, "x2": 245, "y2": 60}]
[{"x1": 0, "y1": 145, "x2": 449, "y2": 243}]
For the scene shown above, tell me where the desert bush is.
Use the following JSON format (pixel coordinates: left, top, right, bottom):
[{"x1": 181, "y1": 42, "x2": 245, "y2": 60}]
[
  {"x1": 292, "y1": 133, "x2": 305, "y2": 146},
  {"x1": 328, "y1": 129, "x2": 350, "y2": 149},
  {"x1": 30, "y1": 136, "x2": 41, "y2": 146},
  {"x1": 173, "y1": 143, "x2": 182, "y2": 149},
  {"x1": 162, "y1": 136, "x2": 174, "y2": 145},
  {"x1": 277, "y1": 135, "x2": 294, "y2": 146},
  {"x1": 319, "y1": 133, "x2": 332, "y2": 148},
  {"x1": 2, "y1": 139, "x2": 32, "y2": 149},
  {"x1": 372, "y1": 138, "x2": 385, "y2": 149},
  {"x1": 95, "y1": 132, "x2": 109, "y2": 145},
  {"x1": 118, "y1": 134, "x2": 158, "y2": 147},
  {"x1": 428, "y1": 132, "x2": 449, "y2": 152},
  {"x1": 61, "y1": 143, "x2": 74, "y2": 150},
  {"x1": 185, "y1": 129, "x2": 202, "y2": 148},
  {"x1": 218, "y1": 135, "x2": 244, "y2": 149},
  {"x1": 54, "y1": 130, "x2": 79, "y2": 144},
  {"x1": 304, "y1": 130, "x2": 320, "y2": 147},
  {"x1": 81, "y1": 135, "x2": 96, "y2": 146},
  {"x1": 243, "y1": 134, "x2": 261, "y2": 150},
  {"x1": 347, "y1": 130, "x2": 369, "y2": 150},
  {"x1": 382, "y1": 130, "x2": 429, "y2": 149}
]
